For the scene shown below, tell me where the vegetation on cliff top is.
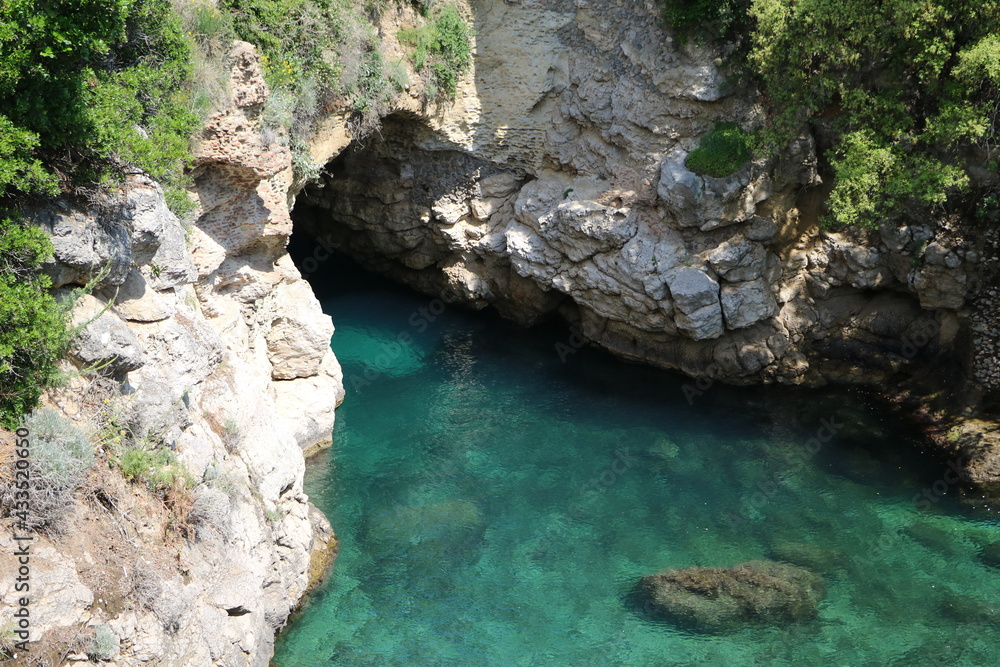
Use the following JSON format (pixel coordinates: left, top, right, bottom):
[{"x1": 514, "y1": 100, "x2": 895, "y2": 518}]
[
  {"x1": 0, "y1": 0, "x2": 197, "y2": 427},
  {"x1": 398, "y1": 2, "x2": 474, "y2": 98},
  {"x1": 0, "y1": 0, "x2": 198, "y2": 207},
  {"x1": 663, "y1": 0, "x2": 1000, "y2": 229},
  {"x1": 1, "y1": 0, "x2": 459, "y2": 426}
]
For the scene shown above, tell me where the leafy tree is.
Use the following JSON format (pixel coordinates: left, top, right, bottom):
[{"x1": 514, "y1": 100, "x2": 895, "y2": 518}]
[
  {"x1": 749, "y1": 0, "x2": 999, "y2": 227},
  {"x1": 0, "y1": 1, "x2": 198, "y2": 426},
  {"x1": 0, "y1": 0, "x2": 198, "y2": 203},
  {"x1": 661, "y1": 0, "x2": 1000, "y2": 228}
]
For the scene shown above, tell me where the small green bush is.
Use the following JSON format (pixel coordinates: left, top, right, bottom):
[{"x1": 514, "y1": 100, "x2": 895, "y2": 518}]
[
  {"x1": 186, "y1": 1, "x2": 236, "y2": 57},
  {"x1": 661, "y1": 0, "x2": 999, "y2": 229},
  {"x1": 118, "y1": 445, "x2": 191, "y2": 491},
  {"x1": 398, "y1": 2, "x2": 472, "y2": 98},
  {"x1": 398, "y1": 23, "x2": 435, "y2": 71},
  {"x1": 221, "y1": 0, "x2": 394, "y2": 146},
  {"x1": 24, "y1": 408, "x2": 94, "y2": 486},
  {"x1": 353, "y1": 48, "x2": 392, "y2": 115},
  {"x1": 0, "y1": 622, "x2": 17, "y2": 660},
  {"x1": 685, "y1": 122, "x2": 752, "y2": 178},
  {"x1": 387, "y1": 59, "x2": 411, "y2": 92},
  {"x1": 3, "y1": 408, "x2": 95, "y2": 532}
]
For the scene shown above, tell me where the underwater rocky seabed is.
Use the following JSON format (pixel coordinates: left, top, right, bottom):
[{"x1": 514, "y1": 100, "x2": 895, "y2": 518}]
[{"x1": 272, "y1": 251, "x2": 1000, "y2": 666}]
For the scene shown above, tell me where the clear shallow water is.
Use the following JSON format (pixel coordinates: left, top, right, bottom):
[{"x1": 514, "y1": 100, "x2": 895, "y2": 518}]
[{"x1": 274, "y1": 262, "x2": 1000, "y2": 666}]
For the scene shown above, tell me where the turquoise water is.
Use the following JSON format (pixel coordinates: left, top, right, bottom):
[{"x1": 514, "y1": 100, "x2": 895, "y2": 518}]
[{"x1": 274, "y1": 263, "x2": 1000, "y2": 666}]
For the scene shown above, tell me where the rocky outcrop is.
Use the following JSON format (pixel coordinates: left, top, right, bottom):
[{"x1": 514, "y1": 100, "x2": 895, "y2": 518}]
[
  {"x1": 295, "y1": 0, "x2": 970, "y2": 389},
  {"x1": 1, "y1": 42, "x2": 343, "y2": 666},
  {"x1": 636, "y1": 560, "x2": 826, "y2": 632},
  {"x1": 189, "y1": 41, "x2": 344, "y2": 452}
]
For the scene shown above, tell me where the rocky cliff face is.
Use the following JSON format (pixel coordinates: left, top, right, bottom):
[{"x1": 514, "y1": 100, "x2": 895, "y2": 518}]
[
  {"x1": 0, "y1": 43, "x2": 342, "y2": 666},
  {"x1": 296, "y1": 0, "x2": 975, "y2": 390}
]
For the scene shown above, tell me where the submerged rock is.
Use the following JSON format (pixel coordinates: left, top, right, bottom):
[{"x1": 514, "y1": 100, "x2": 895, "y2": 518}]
[
  {"x1": 636, "y1": 560, "x2": 825, "y2": 632},
  {"x1": 903, "y1": 522, "x2": 963, "y2": 557},
  {"x1": 767, "y1": 541, "x2": 848, "y2": 576},
  {"x1": 978, "y1": 540, "x2": 1000, "y2": 568},
  {"x1": 939, "y1": 594, "x2": 1000, "y2": 626}
]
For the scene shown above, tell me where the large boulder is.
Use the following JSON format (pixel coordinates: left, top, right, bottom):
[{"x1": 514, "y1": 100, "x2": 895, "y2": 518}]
[
  {"x1": 657, "y1": 147, "x2": 769, "y2": 232},
  {"x1": 636, "y1": 560, "x2": 825, "y2": 632},
  {"x1": 263, "y1": 280, "x2": 334, "y2": 380},
  {"x1": 720, "y1": 278, "x2": 780, "y2": 330},
  {"x1": 666, "y1": 267, "x2": 724, "y2": 340},
  {"x1": 708, "y1": 235, "x2": 767, "y2": 282}
]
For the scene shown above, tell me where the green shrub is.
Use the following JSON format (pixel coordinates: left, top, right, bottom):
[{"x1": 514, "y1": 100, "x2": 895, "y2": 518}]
[
  {"x1": 747, "y1": 0, "x2": 999, "y2": 228},
  {"x1": 658, "y1": 0, "x2": 751, "y2": 44},
  {"x1": 0, "y1": 0, "x2": 199, "y2": 208},
  {"x1": 185, "y1": 1, "x2": 236, "y2": 57},
  {"x1": 220, "y1": 0, "x2": 392, "y2": 147},
  {"x1": 0, "y1": 219, "x2": 72, "y2": 428},
  {"x1": 353, "y1": 48, "x2": 392, "y2": 115},
  {"x1": 825, "y1": 130, "x2": 969, "y2": 228},
  {"x1": 398, "y1": 2, "x2": 472, "y2": 98},
  {"x1": 398, "y1": 23, "x2": 436, "y2": 71},
  {"x1": 24, "y1": 408, "x2": 94, "y2": 486},
  {"x1": 118, "y1": 445, "x2": 191, "y2": 491},
  {"x1": 387, "y1": 59, "x2": 410, "y2": 92},
  {"x1": 662, "y1": 0, "x2": 999, "y2": 228},
  {"x1": 685, "y1": 122, "x2": 752, "y2": 178},
  {"x1": 0, "y1": 622, "x2": 17, "y2": 660}
]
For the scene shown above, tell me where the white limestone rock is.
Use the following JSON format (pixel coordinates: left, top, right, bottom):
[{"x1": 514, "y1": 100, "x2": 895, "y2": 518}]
[
  {"x1": 658, "y1": 148, "x2": 769, "y2": 232},
  {"x1": 67, "y1": 294, "x2": 146, "y2": 373},
  {"x1": 667, "y1": 268, "x2": 724, "y2": 340},
  {"x1": 264, "y1": 280, "x2": 335, "y2": 380},
  {"x1": 273, "y1": 351, "x2": 345, "y2": 452},
  {"x1": 708, "y1": 235, "x2": 768, "y2": 282},
  {"x1": 721, "y1": 278, "x2": 780, "y2": 330}
]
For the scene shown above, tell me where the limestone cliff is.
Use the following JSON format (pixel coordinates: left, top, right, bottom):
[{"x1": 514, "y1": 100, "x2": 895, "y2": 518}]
[
  {"x1": 296, "y1": 0, "x2": 974, "y2": 392},
  {"x1": 0, "y1": 44, "x2": 342, "y2": 666}
]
